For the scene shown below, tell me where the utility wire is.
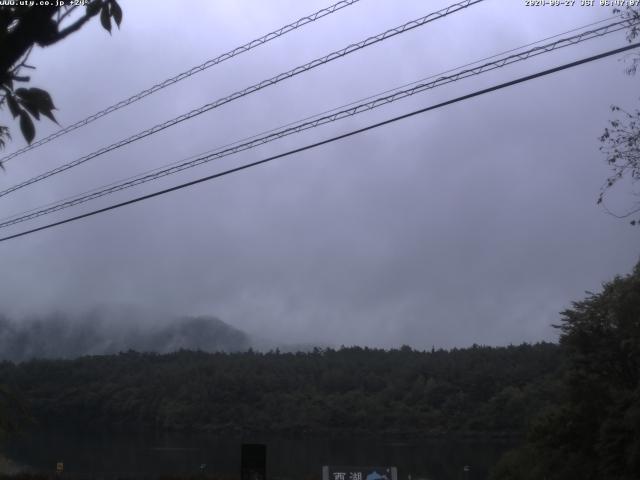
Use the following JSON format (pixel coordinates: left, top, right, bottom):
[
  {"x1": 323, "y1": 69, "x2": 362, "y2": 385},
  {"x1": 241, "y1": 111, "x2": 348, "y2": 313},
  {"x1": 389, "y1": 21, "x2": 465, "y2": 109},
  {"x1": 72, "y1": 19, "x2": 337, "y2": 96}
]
[
  {"x1": 3, "y1": 13, "x2": 621, "y2": 226},
  {"x1": 0, "y1": 0, "x2": 362, "y2": 165},
  {"x1": 0, "y1": 17, "x2": 630, "y2": 226},
  {"x1": 0, "y1": 18, "x2": 633, "y2": 229},
  {"x1": 1, "y1": 41, "x2": 638, "y2": 244},
  {"x1": 0, "y1": 0, "x2": 484, "y2": 199},
  {"x1": 0, "y1": 13, "x2": 621, "y2": 198}
]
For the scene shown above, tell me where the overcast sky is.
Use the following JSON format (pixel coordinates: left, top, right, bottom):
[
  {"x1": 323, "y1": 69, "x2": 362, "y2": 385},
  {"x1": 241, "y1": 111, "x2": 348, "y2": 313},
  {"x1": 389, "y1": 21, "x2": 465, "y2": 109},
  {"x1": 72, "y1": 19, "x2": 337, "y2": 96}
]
[{"x1": 0, "y1": 0, "x2": 638, "y2": 349}]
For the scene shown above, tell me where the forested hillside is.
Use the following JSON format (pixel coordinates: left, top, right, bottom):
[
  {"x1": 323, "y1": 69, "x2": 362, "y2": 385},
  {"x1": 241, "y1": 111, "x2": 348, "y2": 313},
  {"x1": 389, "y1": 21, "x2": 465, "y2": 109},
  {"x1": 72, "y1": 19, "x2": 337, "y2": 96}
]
[
  {"x1": 0, "y1": 311, "x2": 250, "y2": 361},
  {"x1": 491, "y1": 262, "x2": 640, "y2": 480},
  {"x1": 0, "y1": 343, "x2": 562, "y2": 436}
]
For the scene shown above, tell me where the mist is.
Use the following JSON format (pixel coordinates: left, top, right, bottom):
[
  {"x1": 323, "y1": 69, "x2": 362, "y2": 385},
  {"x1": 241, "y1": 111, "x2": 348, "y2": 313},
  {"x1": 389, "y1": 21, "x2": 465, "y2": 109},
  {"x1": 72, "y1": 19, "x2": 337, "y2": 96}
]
[
  {"x1": 0, "y1": 0, "x2": 638, "y2": 350},
  {"x1": 0, "y1": 305, "x2": 252, "y2": 362}
]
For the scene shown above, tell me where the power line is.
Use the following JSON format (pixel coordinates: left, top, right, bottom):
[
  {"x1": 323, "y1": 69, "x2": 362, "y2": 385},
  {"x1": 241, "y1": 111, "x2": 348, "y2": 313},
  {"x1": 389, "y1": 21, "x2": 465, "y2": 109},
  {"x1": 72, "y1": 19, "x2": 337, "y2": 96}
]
[
  {"x1": 2, "y1": 41, "x2": 638, "y2": 244},
  {"x1": 0, "y1": 17, "x2": 633, "y2": 229},
  {"x1": 0, "y1": 0, "x2": 362, "y2": 165},
  {"x1": 2, "y1": 13, "x2": 622, "y2": 225},
  {"x1": 0, "y1": 13, "x2": 622, "y2": 217},
  {"x1": 0, "y1": 0, "x2": 485, "y2": 199},
  {"x1": 0, "y1": 17, "x2": 632, "y2": 226}
]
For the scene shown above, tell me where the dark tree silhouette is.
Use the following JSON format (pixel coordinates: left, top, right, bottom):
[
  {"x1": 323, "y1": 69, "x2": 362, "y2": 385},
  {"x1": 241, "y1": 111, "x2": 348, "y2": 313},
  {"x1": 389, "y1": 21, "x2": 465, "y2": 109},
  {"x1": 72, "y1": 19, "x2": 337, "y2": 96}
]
[
  {"x1": 0, "y1": 343, "x2": 564, "y2": 436},
  {"x1": 0, "y1": 0, "x2": 122, "y2": 439},
  {"x1": 492, "y1": 260, "x2": 640, "y2": 480},
  {"x1": 0, "y1": 0, "x2": 122, "y2": 157},
  {"x1": 598, "y1": 6, "x2": 640, "y2": 225}
]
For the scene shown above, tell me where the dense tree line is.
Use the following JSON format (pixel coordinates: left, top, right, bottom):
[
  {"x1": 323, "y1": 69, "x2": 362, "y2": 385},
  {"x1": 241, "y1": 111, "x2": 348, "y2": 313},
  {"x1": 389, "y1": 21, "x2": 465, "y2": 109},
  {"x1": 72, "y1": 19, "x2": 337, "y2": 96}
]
[
  {"x1": 492, "y1": 261, "x2": 640, "y2": 480},
  {"x1": 2, "y1": 259, "x2": 637, "y2": 476},
  {"x1": 0, "y1": 343, "x2": 562, "y2": 437}
]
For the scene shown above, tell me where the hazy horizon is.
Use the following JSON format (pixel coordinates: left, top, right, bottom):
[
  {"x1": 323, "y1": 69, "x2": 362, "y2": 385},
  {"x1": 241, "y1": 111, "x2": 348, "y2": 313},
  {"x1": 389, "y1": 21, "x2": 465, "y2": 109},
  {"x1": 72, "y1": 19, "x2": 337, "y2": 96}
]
[{"x1": 0, "y1": 0, "x2": 638, "y2": 350}]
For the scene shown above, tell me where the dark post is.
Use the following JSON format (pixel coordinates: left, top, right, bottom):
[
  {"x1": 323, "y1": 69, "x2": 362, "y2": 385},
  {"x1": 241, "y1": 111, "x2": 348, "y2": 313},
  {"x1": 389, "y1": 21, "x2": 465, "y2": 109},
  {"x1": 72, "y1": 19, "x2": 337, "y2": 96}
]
[{"x1": 241, "y1": 443, "x2": 266, "y2": 480}]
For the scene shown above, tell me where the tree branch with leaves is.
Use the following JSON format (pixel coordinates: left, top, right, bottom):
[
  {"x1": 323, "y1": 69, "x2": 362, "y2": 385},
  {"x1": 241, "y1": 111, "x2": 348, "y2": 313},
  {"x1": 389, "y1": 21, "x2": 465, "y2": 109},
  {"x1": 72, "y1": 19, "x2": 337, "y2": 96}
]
[
  {"x1": 0, "y1": 0, "x2": 122, "y2": 162},
  {"x1": 598, "y1": 6, "x2": 640, "y2": 225}
]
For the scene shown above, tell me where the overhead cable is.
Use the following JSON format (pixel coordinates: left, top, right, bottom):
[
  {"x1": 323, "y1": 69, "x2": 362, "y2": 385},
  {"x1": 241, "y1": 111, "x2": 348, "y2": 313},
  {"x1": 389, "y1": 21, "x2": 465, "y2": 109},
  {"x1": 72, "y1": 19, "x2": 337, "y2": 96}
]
[
  {"x1": 0, "y1": 18, "x2": 633, "y2": 229},
  {"x1": 0, "y1": 0, "x2": 484, "y2": 199},
  {"x1": 1, "y1": 41, "x2": 638, "y2": 243},
  {"x1": 0, "y1": 0, "x2": 363, "y2": 165}
]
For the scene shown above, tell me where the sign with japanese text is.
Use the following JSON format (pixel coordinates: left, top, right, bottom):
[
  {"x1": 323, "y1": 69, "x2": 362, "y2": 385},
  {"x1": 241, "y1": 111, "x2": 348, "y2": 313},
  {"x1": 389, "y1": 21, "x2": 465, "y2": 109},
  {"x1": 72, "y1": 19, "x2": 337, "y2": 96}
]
[{"x1": 322, "y1": 466, "x2": 397, "y2": 480}]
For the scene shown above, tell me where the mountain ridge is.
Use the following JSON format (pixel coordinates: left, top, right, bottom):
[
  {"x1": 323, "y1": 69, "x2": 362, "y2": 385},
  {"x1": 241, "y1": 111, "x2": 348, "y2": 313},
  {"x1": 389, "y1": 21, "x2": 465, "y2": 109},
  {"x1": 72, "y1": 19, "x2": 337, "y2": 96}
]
[{"x1": 0, "y1": 306, "x2": 332, "y2": 362}]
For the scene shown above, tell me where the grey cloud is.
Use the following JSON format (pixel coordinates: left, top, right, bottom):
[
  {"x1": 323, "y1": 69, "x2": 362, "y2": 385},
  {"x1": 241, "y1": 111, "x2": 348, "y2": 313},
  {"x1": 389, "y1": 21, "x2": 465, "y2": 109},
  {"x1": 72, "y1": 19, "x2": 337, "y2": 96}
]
[{"x1": 0, "y1": 0, "x2": 638, "y2": 352}]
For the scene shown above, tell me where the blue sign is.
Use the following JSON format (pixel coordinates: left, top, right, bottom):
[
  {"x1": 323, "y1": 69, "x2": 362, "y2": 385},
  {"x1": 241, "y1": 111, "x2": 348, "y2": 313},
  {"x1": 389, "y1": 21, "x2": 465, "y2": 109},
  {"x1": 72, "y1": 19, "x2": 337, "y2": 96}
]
[{"x1": 323, "y1": 466, "x2": 398, "y2": 480}]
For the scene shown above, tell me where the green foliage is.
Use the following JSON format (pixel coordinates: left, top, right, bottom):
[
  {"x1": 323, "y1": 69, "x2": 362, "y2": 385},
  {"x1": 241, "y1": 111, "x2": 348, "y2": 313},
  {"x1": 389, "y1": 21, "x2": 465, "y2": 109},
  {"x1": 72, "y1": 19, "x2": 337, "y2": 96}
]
[
  {"x1": 489, "y1": 446, "x2": 542, "y2": 480},
  {"x1": 599, "y1": 104, "x2": 640, "y2": 225},
  {"x1": 0, "y1": 381, "x2": 31, "y2": 442},
  {"x1": 0, "y1": 127, "x2": 9, "y2": 156},
  {"x1": 598, "y1": 6, "x2": 640, "y2": 225},
  {"x1": 0, "y1": 1, "x2": 123, "y2": 151},
  {"x1": 492, "y1": 261, "x2": 640, "y2": 480},
  {"x1": 0, "y1": 343, "x2": 563, "y2": 438}
]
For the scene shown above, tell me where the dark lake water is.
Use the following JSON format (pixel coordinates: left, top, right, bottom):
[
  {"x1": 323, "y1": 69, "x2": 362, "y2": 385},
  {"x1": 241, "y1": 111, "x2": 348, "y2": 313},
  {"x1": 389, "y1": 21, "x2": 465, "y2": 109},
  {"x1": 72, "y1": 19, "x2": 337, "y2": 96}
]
[{"x1": 3, "y1": 431, "x2": 515, "y2": 480}]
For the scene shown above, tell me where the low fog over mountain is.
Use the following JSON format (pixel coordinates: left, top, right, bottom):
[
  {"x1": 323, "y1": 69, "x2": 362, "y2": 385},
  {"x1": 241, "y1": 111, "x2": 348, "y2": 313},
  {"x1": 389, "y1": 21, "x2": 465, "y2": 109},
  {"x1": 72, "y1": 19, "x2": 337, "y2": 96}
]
[{"x1": 0, "y1": 306, "x2": 256, "y2": 362}]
